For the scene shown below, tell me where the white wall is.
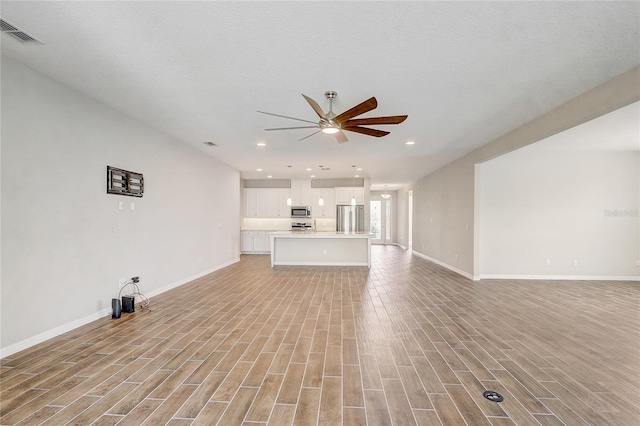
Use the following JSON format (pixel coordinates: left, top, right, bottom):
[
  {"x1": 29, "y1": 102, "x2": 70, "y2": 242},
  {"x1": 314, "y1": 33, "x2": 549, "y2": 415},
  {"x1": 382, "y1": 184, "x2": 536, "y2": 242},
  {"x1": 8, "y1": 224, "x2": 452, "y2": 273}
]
[
  {"x1": 478, "y1": 150, "x2": 639, "y2": 278},
  {"x1": 1, "y1": 57, "x2": 241, "y2": 355},
  {"x1": 396, "y1": 189, "x2": 409, "y2": 250},
  {"x1": 410, "y1": 66, "x2": 639, "y2": 279}
]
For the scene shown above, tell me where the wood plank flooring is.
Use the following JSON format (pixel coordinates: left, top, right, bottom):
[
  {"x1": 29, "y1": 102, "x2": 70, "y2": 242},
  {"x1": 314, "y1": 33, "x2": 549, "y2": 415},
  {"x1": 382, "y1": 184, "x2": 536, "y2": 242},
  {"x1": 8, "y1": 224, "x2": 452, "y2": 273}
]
[{"x1": 1, "y1": 246, "x2": 639, "y2": 425}]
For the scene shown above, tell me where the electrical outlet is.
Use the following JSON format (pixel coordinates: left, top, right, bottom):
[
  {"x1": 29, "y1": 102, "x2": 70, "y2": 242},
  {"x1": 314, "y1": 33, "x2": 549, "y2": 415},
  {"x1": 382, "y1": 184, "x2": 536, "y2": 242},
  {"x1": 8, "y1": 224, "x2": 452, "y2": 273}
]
[{"x1": 573, "y1": 259, "x2": 579, "y2": 266}]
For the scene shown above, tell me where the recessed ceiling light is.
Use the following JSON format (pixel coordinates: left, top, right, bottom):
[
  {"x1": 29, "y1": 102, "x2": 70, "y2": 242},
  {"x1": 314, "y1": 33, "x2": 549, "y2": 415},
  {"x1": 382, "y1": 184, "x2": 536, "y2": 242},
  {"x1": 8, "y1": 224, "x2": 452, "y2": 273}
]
[
  {"x1": 257, "y1": 142, "x2": 266, "y2": 147},
  {"x1": 354, "y1": 174, "x2": 360, "y2": 178},
  {"x1": 310, "y1": 174, "x2": 316, "y2": 178},
  {"x1": 267, "y1": 175, "x2": 272, "y2": 178},
  {"x1": 306, "y1": 168, "x2": 312, "y2": 171},
  {"x1": 357, "y1": 168, "x2": 363, "y2": 171},
  {"x1": 256, "y1": 168, "x2": 262, "y2": 172},
  {"x1": 406, "y1": 141, "x2": 415, "y2": 145}
]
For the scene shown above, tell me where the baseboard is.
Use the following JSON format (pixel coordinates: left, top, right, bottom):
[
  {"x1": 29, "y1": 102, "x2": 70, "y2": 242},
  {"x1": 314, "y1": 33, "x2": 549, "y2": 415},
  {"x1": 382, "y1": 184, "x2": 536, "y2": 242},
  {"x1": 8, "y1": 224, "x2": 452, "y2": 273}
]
[
  {"x1": 412, "y1": 250, "x2": 477, "y2": 281},
  {"x1": 144, "y1": 258, "x2": 240, "y2": 299},
  {"x1": 478, "y1": 274, "x2": 640, "y2": 282},
  {"x1": 0, "y1": 257, "x2": 240, "y2": 359},
  {"x1": 0, "y1": 308, "x2": 111, "y2": 359}
]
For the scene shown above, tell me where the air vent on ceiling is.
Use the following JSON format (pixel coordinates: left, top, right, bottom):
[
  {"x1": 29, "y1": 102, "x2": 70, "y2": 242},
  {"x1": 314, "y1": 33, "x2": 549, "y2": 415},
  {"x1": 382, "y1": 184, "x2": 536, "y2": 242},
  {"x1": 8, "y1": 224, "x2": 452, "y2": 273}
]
[{"x1": 0, "y1": 18, "x2": 44, "y2": 44}]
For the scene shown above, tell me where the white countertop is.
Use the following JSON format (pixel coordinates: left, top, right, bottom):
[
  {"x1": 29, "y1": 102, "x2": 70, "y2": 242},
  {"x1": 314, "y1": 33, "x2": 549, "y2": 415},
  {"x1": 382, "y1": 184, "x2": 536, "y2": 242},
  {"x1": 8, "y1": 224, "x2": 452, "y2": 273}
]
[{"x1": 268, "y1": 231, "x2": 372, "y2": 238}]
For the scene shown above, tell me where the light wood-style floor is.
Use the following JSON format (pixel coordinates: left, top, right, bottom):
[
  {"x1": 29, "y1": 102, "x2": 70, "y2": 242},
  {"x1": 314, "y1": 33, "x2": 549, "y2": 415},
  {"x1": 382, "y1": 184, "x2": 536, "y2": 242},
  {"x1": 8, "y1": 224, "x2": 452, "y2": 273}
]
[{"x1": 1, "y1": 246, "x2": 638, "y2": 425}]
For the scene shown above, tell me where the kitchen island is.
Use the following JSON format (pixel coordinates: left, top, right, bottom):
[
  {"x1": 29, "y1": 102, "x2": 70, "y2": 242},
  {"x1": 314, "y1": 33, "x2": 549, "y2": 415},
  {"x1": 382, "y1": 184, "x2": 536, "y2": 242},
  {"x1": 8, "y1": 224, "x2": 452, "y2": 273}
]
[{"x1": 269, "y1": 231, "x2": 371, "y2": 267}]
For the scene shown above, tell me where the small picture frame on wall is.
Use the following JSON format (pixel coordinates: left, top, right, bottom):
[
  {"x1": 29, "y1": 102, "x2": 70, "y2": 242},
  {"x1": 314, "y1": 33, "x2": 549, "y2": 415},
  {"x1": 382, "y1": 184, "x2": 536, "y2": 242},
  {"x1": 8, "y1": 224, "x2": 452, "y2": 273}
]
[{"x1": 107, "y1": 166, "x2": 144, "y2": 197}]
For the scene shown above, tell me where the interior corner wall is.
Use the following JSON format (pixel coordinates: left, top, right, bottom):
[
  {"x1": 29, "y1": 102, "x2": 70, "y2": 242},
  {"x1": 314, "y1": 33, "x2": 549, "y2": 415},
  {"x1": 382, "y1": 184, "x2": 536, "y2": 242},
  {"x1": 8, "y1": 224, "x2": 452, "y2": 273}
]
[
  {"x1": 396, "y1": 189, "x2": 409, "y2": 249},
  {"x1": 1, "y1": 56, "x2": 241, "y2": 355},
  {"x1": 411, "y1": 66, "x2": 640, "y2": 279},
  {"x1": 478, "y1": 150, "x2": 639, "y2": 278},
  {"x1": 412, "y1": 161, "x2": 475, "y2": 276}
]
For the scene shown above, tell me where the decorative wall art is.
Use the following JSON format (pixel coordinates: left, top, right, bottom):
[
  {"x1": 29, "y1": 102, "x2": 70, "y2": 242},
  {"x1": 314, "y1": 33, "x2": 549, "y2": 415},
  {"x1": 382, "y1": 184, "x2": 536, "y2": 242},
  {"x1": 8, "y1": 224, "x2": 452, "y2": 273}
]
[{"x1": 107, "y1": 166, "x2": 144, "y2": 197}]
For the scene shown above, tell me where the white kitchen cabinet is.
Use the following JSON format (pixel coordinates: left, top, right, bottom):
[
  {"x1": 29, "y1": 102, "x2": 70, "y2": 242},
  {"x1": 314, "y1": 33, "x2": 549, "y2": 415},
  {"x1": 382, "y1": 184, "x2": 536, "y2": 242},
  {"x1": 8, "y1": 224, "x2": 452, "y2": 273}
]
[
  {"x1": 311, "y1": 188, "x2": 336, "y2": 218},
  {"x1": 266, "y1": 189, "x2": 290, "y2": 218},
  {"x1": 245, "y1": 188, "x2": 290, "y2": 218},
  {"x1": 241, "y1": 231, "x2": 269, "y2": 253},
  {"x1": 335, "y1": 187, "x2": 364, "y2": 205},
  {"x1": 290, "y1": 180, "x2": 312, "y2": 206},
  {"x1": 244, "y1": 188, "x2": 268, "y2": 217}
]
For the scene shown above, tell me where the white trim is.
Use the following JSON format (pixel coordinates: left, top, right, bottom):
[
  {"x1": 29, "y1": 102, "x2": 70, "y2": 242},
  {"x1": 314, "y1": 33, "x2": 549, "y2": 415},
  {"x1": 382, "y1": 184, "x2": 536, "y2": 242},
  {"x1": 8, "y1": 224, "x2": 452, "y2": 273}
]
[
  {"x1": 412, "y1": 250, "x2": 478, "y2": 281},
  {"x1": 478, "y1": 274, "x2": 640, "y2": 282},
  {"x1": 144, "y1": 258, "x2": 240, "y2": 299},
  {"x1": 0, "y1": 258, "x2": 240, "y2": 359},
  {"x1": 0, "y1": 308, "x2": 111, "y2": 359}
]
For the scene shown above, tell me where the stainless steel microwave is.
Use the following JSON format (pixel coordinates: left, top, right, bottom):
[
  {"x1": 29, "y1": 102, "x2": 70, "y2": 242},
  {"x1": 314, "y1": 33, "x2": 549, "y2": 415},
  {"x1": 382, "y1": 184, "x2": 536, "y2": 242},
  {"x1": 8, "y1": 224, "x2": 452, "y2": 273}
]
[{"x1": 291, "y1": 206, "x2": 311, "y2": 218}]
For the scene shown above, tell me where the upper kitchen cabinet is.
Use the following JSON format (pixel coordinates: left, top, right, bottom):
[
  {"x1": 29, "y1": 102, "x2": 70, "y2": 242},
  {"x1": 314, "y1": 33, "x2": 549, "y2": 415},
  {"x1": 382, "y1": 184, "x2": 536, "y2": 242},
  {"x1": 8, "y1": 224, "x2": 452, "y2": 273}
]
[
  {"x1": 290, "y1": 180, "x2": 312, "y2": 206},
  {"x1": 266, "y1": 189, "x2": 290, "y2": 218},
  {"x1": 245, "y1": 188, "x2": 290, "y2": 218},
  {"x1": 244, "y1": 188, "x2": 268, "y2": 217},
  {"x1": 310, "y1": 188, "x2": 335, "y2": 218},
  {"x1": 335, "y1": 187, "x2": 365, "y2": 205}
]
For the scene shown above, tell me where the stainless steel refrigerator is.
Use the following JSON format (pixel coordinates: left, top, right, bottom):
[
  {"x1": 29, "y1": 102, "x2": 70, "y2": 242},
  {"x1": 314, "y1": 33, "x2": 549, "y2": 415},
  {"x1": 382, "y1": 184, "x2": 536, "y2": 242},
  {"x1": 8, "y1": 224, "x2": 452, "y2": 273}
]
[{"x1": 336, "y1": 205, "x2": 365, "y2": 233}]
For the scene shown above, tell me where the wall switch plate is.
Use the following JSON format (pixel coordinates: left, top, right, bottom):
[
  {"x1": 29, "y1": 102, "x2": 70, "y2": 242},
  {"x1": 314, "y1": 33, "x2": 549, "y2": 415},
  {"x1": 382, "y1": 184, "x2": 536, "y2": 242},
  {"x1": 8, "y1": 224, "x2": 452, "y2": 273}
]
[
  {"x1": 130, "y1": 202, "x2": 135, "y2": 211},
  {"x1": 118, "y1": 201, "x2": 124, "y2": 210},
  {"x1": 545, "y1": 259, "x2": 551, "y2": 266}
]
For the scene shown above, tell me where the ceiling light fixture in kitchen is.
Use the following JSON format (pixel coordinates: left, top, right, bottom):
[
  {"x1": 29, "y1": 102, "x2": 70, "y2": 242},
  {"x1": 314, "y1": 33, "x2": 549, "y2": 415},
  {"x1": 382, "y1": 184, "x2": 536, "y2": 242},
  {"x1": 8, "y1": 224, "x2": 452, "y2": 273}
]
[
  {"x1": 351, "y1": 165, "x2": 357, "y2": 206},
  {"x1": 381, "y1": 185, "x2": 391, "y2": 199},
  {"x1": 286, "y1": 165, "x2": 292, "y2": 206}
]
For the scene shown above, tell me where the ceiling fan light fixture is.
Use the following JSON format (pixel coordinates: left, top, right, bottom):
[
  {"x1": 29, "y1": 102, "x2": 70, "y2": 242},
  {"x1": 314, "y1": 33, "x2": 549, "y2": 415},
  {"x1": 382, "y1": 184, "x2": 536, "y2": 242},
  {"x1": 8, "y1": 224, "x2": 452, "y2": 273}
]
[{"x1": 321, "y1": 127, "x2": 340, "y2": 134}]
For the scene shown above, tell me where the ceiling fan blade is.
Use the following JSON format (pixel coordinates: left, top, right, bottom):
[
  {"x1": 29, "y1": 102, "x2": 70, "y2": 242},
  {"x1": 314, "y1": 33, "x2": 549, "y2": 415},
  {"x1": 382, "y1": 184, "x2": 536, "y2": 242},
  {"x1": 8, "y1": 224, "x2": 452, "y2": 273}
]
[
  {"x1": 334, "y1": 97, "x2": 378, "y2": 123},
  {"x1": 298, "y1": 130, "x2": 322, "y2": 141},
  {"x1": 343, "y1": 126, "x2": 390, "y2": 138},
  {"x1": 302, "y1": 94, "x2": 327, "y2": 119},
  {"x1": 335, "y1": 131, "x2": 348, "y2": 144},
  {"x1": 265, "y1": 126, "x2": 320, "y2": 131},
  {"x1": 344, "y1": 115, "x2": 408, "y2": 126},
  {"x1": 257, "y1": 110, "x2": 318, "y2": 125}
]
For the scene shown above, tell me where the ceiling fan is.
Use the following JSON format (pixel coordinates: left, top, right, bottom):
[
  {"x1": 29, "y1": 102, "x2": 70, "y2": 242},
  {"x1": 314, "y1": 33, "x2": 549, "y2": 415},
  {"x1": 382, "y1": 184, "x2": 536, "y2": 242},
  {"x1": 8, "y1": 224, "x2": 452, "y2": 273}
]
[{"x1": 258, "y1": 91, "x2": 408, "y2": 143}]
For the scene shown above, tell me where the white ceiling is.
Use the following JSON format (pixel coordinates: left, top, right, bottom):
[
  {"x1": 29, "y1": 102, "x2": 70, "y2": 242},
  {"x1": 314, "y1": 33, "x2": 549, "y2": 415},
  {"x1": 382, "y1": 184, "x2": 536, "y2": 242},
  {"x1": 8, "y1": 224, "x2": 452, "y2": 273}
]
[{"x1": 1, "y1": 1, "x2": 638, "y2": 189}]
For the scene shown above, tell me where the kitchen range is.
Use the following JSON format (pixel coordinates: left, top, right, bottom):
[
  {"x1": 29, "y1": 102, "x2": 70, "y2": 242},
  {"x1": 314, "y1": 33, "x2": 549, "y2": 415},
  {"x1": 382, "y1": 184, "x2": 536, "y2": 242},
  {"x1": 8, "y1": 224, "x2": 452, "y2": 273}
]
[{"x1": 291, "y1": 221, "x2": 312, "y2": 231}]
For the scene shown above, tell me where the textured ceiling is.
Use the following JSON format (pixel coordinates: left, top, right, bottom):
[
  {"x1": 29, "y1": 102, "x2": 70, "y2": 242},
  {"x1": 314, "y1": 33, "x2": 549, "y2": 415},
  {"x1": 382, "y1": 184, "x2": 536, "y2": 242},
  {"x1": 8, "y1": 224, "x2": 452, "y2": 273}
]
[{"x1": 1, "y1": 1, "x2": 638, "y2": 189}]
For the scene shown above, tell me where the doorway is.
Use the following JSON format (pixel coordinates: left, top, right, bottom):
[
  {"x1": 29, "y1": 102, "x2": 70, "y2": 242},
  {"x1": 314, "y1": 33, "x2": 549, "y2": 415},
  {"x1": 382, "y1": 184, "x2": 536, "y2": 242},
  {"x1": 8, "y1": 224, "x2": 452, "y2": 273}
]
[{"x1": 370, "y1": 197, "x2": 391, "y2": 244}]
